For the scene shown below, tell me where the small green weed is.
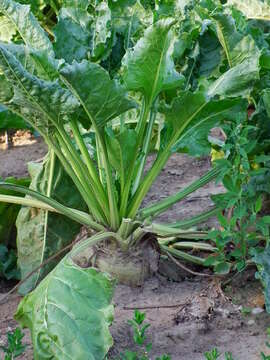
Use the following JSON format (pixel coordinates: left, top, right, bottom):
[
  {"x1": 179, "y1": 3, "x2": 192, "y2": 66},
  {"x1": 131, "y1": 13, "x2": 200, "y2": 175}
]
[
  {"x1": 115, "y1": 310, "x2": 170, "y2": 360},
  {"x1": 204, "y1": 348, "x2": 235, "y2": 360},
  {"x1": 0, "y1": 327, "x2": 26, "y2": 360}
]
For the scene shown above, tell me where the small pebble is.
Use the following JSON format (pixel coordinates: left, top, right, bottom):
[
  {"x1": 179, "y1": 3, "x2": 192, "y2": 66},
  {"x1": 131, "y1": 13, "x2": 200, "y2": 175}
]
[
  {"x1": 248, "y1": 319, "x2": 255, "y2": 326},
  {"x1": 252, "y1": 307, "x2": 264, "y2": 315}
]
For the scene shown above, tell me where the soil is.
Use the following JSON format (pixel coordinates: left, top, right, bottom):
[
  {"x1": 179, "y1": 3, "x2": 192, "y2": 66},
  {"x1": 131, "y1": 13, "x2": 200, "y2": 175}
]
[{"x1": 0, "y1": 133, "x2": 270, "y2": 360}]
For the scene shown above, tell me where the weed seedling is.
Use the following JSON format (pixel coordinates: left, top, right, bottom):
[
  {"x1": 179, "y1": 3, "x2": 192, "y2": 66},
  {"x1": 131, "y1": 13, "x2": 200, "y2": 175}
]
[
  {"x1": 204, "y1": 348, "x2": 235, "y2": 360},
  {"x1": 0, "y1": 328, "x2": 26, "y2": 360},
  {"x1": 115, "y1": 310, "x2": 170, "y2": 360}
]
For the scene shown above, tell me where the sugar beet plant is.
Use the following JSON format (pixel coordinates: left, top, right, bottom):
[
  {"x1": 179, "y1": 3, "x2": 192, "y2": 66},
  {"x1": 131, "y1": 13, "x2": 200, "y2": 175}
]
[{"x1": 0, "y1": 0, "x2": 264, "y2": 358}]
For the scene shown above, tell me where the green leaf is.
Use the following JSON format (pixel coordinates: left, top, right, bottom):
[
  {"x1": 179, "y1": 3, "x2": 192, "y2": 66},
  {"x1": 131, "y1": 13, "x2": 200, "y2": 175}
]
[
  {"x1": 0, "y1": 43, "x2": 60, "y2": 81},
  {"x1": 0, "y1": 105, "x2": 27, "y2": 130},
  {"x1": 60, "y1": 60, "x2": 136, "y2": 129},
  {"x1": 208, "y1": 56, "x2": 260, "y2": 98},
  {"x1": 173, "y1": 98, "x2": 247, "y2": 156},
  {"x1": 212, "y1": 13, "x2": 241, "y2": 68},
  {"x1": 255, "y1": 195, "x2": 263, "y2": 213},
  {"x1": 89, "y1": 1, "x2": 112, "y2": 60},
  {"x1": 161, "y1": 90, "x2": 207, "y2": 134},
  {"x1": 214, "y1": 261, "x2": 231, "y2": 274},
  {"x1": 198, "y1": 30, "x2": 222, "y2": 78},
  {"x1": 122, "y1": 18, "x2": 184, "y2": 105},
  {"x1": 15, "y1": 256, "x2": 115, "y2": 359},
  {"x1": 106, "y1": 128, "x2": 138, "y2": 191},
  {"x1": 212, "y1": 13, "x2": 260, "y2": 68},
  {"x1": 204, "y1": 255, "x2": 222, "y2": 267},
  {"x1": 154, "y1": 0, "x2": 182, "y2": 20},
  {"x1": 109, "y1": 0, "x2": 151, "y2": 48},
  {"x1": 0, "y1": 45, "x2": 79, "y2": 132},
  {"x1": 0, "y1": 0, "x2": 53, "y2": 55},
  {"x1": 53, "y1": 5, "x2": 92, "y2": 63},
  {"x1": 16, "y1": 151, "x2": 87, "y2": 294}
]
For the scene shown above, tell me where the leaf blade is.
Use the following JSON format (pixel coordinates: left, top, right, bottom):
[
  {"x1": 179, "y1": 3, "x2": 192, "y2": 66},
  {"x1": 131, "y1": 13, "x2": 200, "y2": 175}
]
[{"x1": 15, "y1": 255, "x2": 115, "y2": 359}]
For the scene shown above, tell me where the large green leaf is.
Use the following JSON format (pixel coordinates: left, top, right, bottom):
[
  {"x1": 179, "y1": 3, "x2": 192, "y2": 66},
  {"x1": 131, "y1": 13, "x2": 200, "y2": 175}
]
[
  {"x1": 60, "y1": 60, "x2": 136, "y2": 129},
  {"x1": 208, "y1": 56, "x2": 260, "y2": 98},
  {"x1": 160, "y1": 88, "x2": 249, "y2": 158},
  {"x1": 0, "y1": 42, "x2": 63, "y2": 81},
  {"x1": 15, "y1": 255, "x2": 115, "y2": 359},
  {"x1": 162, "y1": 90, "x2": 207, "y2": 133},
  {"x1": 227, "y1": 0, "x2": 270, "y2": 21},
  {"x1": 109, "y1": 0, "x2": 152, "y2": 46},
  {"x1": 53, "y1": 5, "x2": 92, "y2": 63},
  {"x1": 53, "y1": 0, "x2": 112, "y2": 63},
  {"x1": 174, "y1": 98, "x2": 248, "y2": 156},
  {"x1": 0, "y1": 45, "x2": 79, "y2": 131},
  {"x1": 211, "y1": 13, "x2": 242, "y2": 68},
  {"x1": 122, "y1": 18, "x2": 184, "y2": 105},
  {"x1": 16, "y1": 151, "x2": 87, "y2": 294},
  {"x1": 212, "y1": 13, "x2": 260, "y2": 68},
  {"x1": 198, "y1": 30, "x2": 222, "y2": 78},
  {"x1": 0, "y1": 0, "x2": 53, "y2": 55}
]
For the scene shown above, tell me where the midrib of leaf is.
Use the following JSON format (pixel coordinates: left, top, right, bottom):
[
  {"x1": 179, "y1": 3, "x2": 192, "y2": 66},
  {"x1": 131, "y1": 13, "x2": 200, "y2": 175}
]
[
  {"x1": 125, "y1": 10, "x2": 135, "y2": 49},
  {"x1": 170, "y1": 102, "x2": 208, "y2": 146},
  {"x1": 215, "y1": 21, "x2": 233, "y2": 68},
  {"x1": 35, "y1": 151, "x2": 56, "y2": 289},
  {"x1": 91, "y1": 0, "x2": 97, "y2": 54},
  {"x1": 147, "y1": 31, "x2": 168, "y2": 105}
]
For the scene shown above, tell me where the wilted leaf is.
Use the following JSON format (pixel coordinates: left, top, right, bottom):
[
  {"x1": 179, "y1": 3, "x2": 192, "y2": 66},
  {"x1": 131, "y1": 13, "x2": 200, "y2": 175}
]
[
  {"x1": 17, "y1": 152, "x2": 87, "y2": 294},
  {"x1": 15, "y1": 256, "x2": 115, "y2": 359}
]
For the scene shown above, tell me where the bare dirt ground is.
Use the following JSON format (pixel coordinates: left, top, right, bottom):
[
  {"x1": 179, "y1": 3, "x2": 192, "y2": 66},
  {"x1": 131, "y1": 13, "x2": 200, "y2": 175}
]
[{"x1": 0, "y1": 133, "x2": 270, "y2": 360}]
